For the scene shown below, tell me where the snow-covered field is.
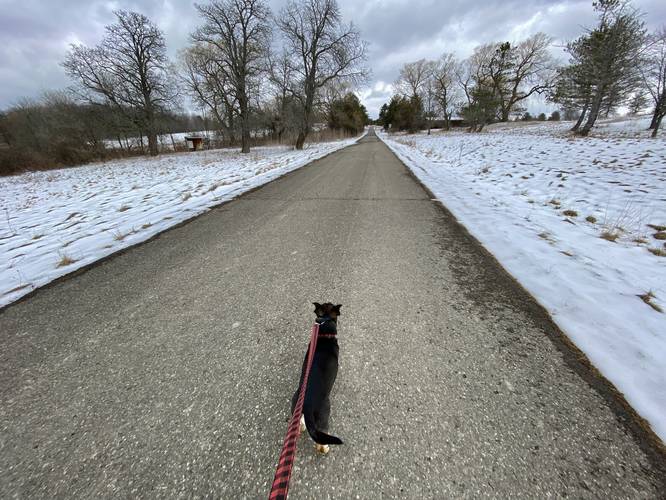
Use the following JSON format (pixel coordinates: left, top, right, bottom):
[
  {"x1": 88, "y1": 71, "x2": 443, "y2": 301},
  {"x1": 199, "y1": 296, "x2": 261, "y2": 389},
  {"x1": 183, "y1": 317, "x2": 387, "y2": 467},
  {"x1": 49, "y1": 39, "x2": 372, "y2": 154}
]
[
  {"x1": 379, "y1": 117, "x2": 666, "y2": 443},
  {"x1": 0, "y1": 135, "x2": 362, "y2": 308}
]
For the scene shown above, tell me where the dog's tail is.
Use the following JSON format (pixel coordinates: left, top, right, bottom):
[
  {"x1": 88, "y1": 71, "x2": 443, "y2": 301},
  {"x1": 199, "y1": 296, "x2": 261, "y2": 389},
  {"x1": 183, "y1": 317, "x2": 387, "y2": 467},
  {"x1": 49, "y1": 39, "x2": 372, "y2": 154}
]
[{"x1": 303, "y1": 410, "x2": 343, "y2": 445}]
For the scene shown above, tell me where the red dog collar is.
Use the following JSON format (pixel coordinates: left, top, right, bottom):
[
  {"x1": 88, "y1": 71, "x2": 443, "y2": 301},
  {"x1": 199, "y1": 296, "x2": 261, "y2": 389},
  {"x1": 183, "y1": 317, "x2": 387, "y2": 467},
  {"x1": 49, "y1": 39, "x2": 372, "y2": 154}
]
[{"x1": 318, "y1": 333, "x2": 337, "y2": 338}]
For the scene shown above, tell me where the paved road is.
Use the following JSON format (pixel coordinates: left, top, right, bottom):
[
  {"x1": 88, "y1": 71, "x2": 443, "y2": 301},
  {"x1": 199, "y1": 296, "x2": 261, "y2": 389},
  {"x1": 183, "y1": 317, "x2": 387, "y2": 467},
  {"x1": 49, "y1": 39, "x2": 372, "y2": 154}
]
[{"x1": 1, "y1": 130, "x2": 664, "y2": 498}]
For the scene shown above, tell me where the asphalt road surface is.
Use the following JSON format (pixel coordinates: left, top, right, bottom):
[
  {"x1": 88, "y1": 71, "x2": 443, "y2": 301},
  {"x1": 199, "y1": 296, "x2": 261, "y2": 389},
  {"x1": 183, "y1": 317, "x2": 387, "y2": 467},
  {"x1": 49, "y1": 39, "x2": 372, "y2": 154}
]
[{"x1": 1, "y1": 130, "x2": 664, "y2": 498}]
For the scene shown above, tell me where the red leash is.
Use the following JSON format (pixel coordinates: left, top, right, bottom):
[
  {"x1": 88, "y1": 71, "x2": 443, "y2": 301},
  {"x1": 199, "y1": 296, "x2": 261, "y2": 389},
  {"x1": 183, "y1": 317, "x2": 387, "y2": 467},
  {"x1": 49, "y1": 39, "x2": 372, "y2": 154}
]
[{"x1": 268, "y1": 323, "x2": 320, "y2": 500}]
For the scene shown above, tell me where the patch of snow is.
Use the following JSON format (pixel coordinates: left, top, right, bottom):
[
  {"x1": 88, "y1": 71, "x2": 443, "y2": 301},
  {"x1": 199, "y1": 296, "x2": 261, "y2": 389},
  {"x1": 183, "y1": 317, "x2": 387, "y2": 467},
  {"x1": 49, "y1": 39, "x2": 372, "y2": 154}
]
[
  {"x1": 0, "y1": 134, "x2": 364, "y2": 308},
  {"x1": 378, "y1": 118, "x2": 666, "y2": 443},
  {"x1": 104, "y1": 130, "x2": 214, "y2": 151},
  {"x1": 105, "y1": 129, "x2": 289, "y2": 151}
]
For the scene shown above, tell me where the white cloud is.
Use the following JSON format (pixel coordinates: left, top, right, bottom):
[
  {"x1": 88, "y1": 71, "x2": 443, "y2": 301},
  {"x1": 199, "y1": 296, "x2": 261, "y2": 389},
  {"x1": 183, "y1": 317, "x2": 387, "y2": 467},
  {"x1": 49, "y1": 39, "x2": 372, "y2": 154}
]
[{"x1": 1, "y1": 0, "x2": 664, "y2": 117}]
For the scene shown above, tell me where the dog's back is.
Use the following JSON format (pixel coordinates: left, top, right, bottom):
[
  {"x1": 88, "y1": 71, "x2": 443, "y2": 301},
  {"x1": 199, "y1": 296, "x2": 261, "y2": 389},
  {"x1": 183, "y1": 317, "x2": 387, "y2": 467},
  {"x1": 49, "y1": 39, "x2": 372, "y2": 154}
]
[{"x1": 291, "y1": 303, "x2": 343, "y2": 449}]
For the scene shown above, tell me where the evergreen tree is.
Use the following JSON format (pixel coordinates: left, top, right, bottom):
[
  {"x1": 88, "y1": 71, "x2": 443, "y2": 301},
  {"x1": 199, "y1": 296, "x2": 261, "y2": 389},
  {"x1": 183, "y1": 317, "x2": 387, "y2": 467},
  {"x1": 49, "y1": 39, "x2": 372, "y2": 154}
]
[{"x1": 327, "y1": 93, "x2": 369, "y2": 134}]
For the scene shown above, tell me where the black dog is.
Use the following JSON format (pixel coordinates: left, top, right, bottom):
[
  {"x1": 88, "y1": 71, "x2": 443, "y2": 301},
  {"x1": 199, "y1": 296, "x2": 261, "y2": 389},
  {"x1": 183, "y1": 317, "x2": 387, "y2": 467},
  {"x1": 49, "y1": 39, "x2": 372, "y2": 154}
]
[{"x1": 291, "y1": 302, "x2": 343, "y2": 453}]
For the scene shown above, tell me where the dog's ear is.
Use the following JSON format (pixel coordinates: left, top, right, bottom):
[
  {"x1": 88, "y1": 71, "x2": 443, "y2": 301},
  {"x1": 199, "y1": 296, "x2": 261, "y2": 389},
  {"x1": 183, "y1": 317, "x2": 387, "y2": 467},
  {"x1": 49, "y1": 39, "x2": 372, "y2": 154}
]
[
  {"x1": 333, "y1": 304, "x2": 342, "y2": 315},
  {"x1": 313, "y1": 302, "x2": 323, "y2": 315}
]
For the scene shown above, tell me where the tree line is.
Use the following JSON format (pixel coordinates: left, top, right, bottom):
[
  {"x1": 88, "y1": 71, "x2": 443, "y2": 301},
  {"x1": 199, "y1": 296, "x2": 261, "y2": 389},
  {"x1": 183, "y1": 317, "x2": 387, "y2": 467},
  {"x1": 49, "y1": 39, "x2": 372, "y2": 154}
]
[
  {"x1": 379, "y1": 0, "x2": 665, "y2": 138},
  {"x1": 0, "y1": 0, "x2": 369, "y2": 175}
]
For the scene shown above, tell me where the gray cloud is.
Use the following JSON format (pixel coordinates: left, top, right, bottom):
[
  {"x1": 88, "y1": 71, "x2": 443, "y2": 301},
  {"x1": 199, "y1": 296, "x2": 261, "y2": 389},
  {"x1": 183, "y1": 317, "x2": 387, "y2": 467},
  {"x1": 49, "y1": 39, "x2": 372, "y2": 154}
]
[{"x1": 0, "y1": 0, "x2": 664, "y2": 118}]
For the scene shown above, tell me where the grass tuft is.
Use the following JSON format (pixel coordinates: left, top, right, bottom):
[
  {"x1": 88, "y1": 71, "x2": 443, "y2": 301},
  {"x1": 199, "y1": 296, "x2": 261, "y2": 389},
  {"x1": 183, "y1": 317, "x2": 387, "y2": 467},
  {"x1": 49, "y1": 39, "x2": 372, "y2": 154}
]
[
  {"x1": 118, "y1": 205, "x2": 131, "y2": 212},
  {"x1": 57, "y1": 254, "x2": 76, "y2": 268},
  {"x1": 113, "y1": 230, "x2": 127, "y2": 241},
  {"x1": 648, "y1": 247, "x2": 666, "y2": 257},
  {"x1": 563, "y1": 210, "x2": 578, "y2": 217},
  {"x1": 653, "y1": 232, "x2": 666, "y2": 240},
  {"x1": 538, "y1": 232, "x2": 555, "y2": 244},
  {"x1": 600, "y1": 230, "x2": 619, "y2": 242},
  {"x1": 638, "y1": 291, "x2": 663, "y2": 313},
  {"x1": 647, "y1": 224, "x2": 666, "y2": 231},
  {"x1": 585, "y1": 215, "x2": 597, "y2": 223}
]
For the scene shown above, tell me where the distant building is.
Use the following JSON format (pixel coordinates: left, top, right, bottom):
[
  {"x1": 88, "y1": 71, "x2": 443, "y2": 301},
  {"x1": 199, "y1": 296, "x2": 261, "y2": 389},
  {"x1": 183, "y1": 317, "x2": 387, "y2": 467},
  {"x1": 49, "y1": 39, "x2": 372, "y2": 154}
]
[{"x1": 184, "y1": 136, "x2": 205, "y2": 151}]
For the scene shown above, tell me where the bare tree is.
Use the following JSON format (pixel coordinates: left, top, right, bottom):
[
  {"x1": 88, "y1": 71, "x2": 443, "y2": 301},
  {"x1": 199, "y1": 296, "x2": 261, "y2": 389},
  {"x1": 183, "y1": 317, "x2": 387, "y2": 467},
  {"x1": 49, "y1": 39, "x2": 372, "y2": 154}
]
[
  {"x1": 63, "y1": 10, "x2": 176, "y2": 156},
  {"x1": 321, "y1": 80, "x2": 354, "y2": 117},
  {"x1": 422, "y1": 78, "x2": 438, "y2": 134},
  {"x1": 455, "y1": 57, "x2": 475, "y2": 108},
  {"x1": 641, "y1": 26, "x2": 666, "y2": 137},
  {"x1": 451, "y1": 33, "x2": 555, "y2": 129},
  {"x1": 181, "y1": 44, "x2": 239, "y2": 143},
  {"x1": 277, "y1": 0, "x2": 368, "y2": 150},
  {"x1": 431, "y1": 53, "x2": 462, "y2": 130},
  {"x1": 267, "y1": 50, "x2": 301, "y2": 141},
  {"x1": 455, "y1": 46, "x2": 503, "y2": 132},
  {"x1": 498, "y1": 33, "x2": 555, "y2": 121},
  {"x1": 191, "y1": 0, "x2": 272, "y2": 153},
  {"x1": 395, "y1": 59, "x2": 437, "y2": 133},
  {"x1": 395, "y1": 59, "x2": 435, "y2": 98}
]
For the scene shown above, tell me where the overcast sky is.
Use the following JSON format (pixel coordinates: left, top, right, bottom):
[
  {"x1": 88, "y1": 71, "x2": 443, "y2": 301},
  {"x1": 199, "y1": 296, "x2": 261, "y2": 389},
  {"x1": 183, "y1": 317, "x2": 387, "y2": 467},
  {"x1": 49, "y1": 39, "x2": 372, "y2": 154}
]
[{"x1": 0, "y1": 0, "x2": 664, "y2": 118}]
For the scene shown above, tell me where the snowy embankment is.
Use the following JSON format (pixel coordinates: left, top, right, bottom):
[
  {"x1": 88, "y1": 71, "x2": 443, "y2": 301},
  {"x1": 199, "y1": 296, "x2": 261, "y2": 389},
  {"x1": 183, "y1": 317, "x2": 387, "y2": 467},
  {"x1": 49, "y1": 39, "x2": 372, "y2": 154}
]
[
  {"x1": 379, "y1": 117, "x2": 666, "y2": 443},
  {"x1": 0, "y1": 135, "x2": 363, "y2": 308}
]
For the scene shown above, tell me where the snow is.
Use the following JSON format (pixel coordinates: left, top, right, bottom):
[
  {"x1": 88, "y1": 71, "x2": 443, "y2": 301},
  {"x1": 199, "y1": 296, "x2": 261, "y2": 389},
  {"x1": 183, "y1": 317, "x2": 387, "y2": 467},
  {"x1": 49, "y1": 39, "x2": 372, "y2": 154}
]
[
  {"x1": 0, "y1": 134, "x2": 363, "y2": 308},
  {"x1": 105, "y1": 130, "x2": 212, "y2": 151},
  {"x1": 378, "y1": 117, "x2": 666, "y2": 443},
  {"x1": 106, "y1": 130, "x2": 282, "y2": 151}
]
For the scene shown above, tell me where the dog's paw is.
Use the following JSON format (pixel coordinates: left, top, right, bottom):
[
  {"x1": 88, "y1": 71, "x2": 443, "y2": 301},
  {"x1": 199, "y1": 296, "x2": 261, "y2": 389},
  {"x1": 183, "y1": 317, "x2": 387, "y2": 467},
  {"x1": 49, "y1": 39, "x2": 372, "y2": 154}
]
[
  {"x1": 299, "y1": 415, "x2": 306, "y2": 434},
  {"x1": 315, "y1": 444, "x2": 330, "y2": 455}
]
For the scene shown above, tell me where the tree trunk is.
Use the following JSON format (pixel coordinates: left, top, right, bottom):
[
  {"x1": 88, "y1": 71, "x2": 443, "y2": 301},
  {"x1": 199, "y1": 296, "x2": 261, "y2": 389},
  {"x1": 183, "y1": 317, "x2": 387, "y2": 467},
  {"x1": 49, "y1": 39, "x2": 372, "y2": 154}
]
[
  {"x1": 652, "y1": 114, "x2": 663, "y2": 138},
  {"x1": 239, "y1": 95, "x2": 250, "y2": 154},
  {"x1": 295, "y1": 129, "x2": 307, "y2": 150},
  {"x1": 227, "y1": 114, "x2": 236, "y2": 145},
  {"x1": 296, "y1": 93, "x2": 314, "y2": 150},
  {"x1": 143, "y1": 101, "x2": 159, "y2": 156},
  {"x1": 578, "y1": 90, "x2": 604, "y2": 137},
  {"x1": 649, "y1": 92, "x2": 664, "y2": 130},
  {"x1": 147, "y1": 132, "x2": 158, "y2": 156},
  {"x1": 241, "y1": 129, "x2": 251, "y2": 153},
  {"x1": 649, "y1": 111, "x2": 658, "y2": 129},
  {"x1": 571, "y1": 102, "x2": 588, "y2": 132},
  {"x1": 295, "y1": 78, "x2": 317, "y2": 150}
]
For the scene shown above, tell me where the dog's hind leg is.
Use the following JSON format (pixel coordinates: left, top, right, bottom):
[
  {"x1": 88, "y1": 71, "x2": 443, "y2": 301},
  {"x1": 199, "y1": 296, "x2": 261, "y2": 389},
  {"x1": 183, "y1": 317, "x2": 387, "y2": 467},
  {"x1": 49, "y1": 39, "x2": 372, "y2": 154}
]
[
  {"x1": 315, "y1": 397, "x2": 331, "y2": 432},
  {"x1": 314, "y1": 397, "x2": 332, "y2": 454}
]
